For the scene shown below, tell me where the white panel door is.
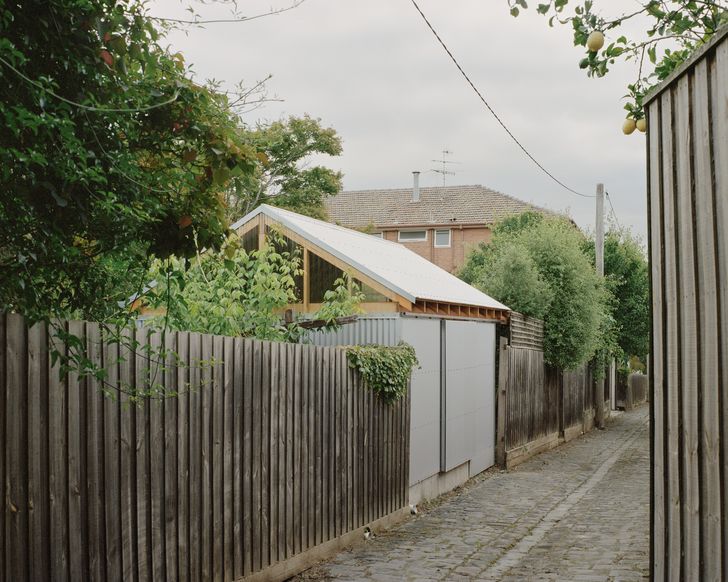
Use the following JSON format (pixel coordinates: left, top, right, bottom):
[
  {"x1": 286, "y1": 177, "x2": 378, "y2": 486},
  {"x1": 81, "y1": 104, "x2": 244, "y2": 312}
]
[
  {"x1": 445, "y1": 320, "x2": 495, "y2": 475},
  {"x1": 401, "y1": 318, "x2": 441, "y2": 486}
]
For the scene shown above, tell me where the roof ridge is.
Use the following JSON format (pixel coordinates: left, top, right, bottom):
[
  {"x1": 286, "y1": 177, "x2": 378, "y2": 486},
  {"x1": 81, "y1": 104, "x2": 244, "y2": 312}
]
[
  {"x1": 338, "y1": 184, "x2": 488, "y2": 194},
  {"x1": 263, "y1": 204, "x2": 407, "y2": 248}
]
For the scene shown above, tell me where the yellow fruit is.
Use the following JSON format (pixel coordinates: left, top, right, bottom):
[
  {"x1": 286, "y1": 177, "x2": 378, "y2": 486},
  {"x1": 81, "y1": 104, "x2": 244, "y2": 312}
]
[
  {"x1": 622, "y1": 119, "x2": 636, "y2": 135},
  {"x1": 636, "y1": 118, "x2": 647, "y2": 133},
  {"x1": 586, "y1": 31, "x2": 605, "y2": 52}
]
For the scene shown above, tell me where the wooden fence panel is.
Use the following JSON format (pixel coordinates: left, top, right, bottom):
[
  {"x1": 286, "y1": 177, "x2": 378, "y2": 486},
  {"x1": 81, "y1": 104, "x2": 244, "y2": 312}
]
[
  {"x1": 500, "y1": 343, "x2": 594, "y2": 464},
  {"x1": 1, "y1": 315, "x2": 409, "y2": 581},
  {"x1": 646, "y1": 26, "x2": 728, "y2": 580}
]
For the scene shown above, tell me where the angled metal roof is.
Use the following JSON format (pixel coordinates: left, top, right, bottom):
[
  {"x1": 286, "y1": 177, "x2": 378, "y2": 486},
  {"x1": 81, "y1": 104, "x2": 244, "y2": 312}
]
[
  {"x1": 324, "y1": 184, "x2": 555, "y2": 229},
  {"x1": 231, "y1": 205, "x2": 509, "y2": 311}
]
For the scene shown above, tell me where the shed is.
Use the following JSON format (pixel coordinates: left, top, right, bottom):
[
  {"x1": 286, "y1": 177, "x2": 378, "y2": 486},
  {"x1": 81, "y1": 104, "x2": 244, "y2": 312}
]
[
  {"x1": 231, "y1": 204, "x2": 509, "y2": 322},
  {"x1": 233, "y1": 205, "x2": 509, "y2": 504}
]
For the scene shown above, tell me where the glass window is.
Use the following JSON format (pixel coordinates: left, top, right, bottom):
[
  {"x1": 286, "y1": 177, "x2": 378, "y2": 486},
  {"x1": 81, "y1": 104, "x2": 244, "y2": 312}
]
[
  {"x1": 354, "y1": 278, "x2": 389, "y2": 303},
  {"x1": 434, "y1": 229, "x2": 451, "y2": 248},
  {"x1": 241, "y1": 225, "x2": 259, "y2": 253},
  {"x1": 309, "y1": 253, "x2": 344, "y2": 303},
  {"x1": 398, "y1": 230, "x2": 427, "y2": 242}
]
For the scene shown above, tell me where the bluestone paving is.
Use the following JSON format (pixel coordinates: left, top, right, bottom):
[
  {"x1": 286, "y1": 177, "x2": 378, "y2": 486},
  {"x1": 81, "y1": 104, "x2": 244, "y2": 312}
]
[{"x1": 293, "y1": 406, "x2": 649, "y2": 581}]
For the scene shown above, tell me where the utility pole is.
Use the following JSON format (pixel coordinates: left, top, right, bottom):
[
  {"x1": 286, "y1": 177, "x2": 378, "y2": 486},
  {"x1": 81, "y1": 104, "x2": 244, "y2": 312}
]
[{"x1": 595, "y1": 183, "x2": 606, "y2": 429}]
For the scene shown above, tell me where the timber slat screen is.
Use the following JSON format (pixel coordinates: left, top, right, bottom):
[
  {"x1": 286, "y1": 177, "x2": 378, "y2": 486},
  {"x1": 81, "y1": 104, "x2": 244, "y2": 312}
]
[
  {"x1": 645, "y1": 26, "x2": 728, "y2": 581},
  {"x1": 509, "y1": 312, "x2": 544, "y2": 351},
  {"x1": 0, "y1": 313, "x2": 410, "y2": 582},
  {"x1": 502, "y1": 345, "x2": 592, "y2": 452}
]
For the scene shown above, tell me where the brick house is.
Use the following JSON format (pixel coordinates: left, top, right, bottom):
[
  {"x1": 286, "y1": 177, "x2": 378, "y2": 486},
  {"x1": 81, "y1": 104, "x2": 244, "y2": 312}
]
[{"x1": 324, "y1": 172, "x2": 553, "y2": 273}]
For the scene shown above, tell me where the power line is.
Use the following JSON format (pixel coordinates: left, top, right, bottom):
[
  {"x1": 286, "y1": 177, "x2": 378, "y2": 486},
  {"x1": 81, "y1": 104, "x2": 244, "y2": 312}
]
[
  {"x1": 409, "y1": 0, "x2": 595, "y2": 199},
  {"x1": 0, "y1": 56, "x2": 179, "y2": 113},
  {"x1": 605, "y1": 192, "x2": 623, "y2": 231}
]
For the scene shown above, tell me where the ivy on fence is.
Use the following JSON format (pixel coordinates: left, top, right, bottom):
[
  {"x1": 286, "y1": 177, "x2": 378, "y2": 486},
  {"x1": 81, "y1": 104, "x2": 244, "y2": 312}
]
[{"x1": 346, "y1": 342, "x2": 419, "y2": 403}]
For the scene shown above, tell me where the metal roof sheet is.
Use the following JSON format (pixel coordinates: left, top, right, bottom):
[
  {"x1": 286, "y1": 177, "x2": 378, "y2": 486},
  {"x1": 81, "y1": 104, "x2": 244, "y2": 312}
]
[{"x1": 231, "y1": 205, "x2": 509, "y2": 311}]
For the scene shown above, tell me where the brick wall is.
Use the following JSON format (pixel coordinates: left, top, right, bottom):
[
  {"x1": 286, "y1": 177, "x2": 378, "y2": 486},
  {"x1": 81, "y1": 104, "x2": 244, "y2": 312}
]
[{"x1": 380, "y1": 226, "x2": 491, "y2": 273}]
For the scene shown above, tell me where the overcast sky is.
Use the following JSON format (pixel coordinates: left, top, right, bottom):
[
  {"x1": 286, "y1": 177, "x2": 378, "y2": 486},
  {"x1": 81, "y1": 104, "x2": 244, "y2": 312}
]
[{"x1": 152, "y1": 0, "x2": 650, "y2": 240}]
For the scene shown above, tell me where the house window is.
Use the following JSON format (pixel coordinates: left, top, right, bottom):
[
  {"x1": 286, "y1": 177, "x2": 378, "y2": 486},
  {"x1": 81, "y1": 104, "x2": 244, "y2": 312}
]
[
  {"x1": 434, "y1": 229, "x2": 451, "y2": 248},
  {"x1": 398, "y1": 230, "x2": 427, "y2": 242}
]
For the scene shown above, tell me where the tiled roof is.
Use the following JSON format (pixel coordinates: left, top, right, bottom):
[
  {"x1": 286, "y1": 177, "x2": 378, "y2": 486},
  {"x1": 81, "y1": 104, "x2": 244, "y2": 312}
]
[
  {"x1": 324, "y1": 184, "x2": 553, "y2": 228},
  {"x1": 230, "y1": 205, "x2": 509, "y2": 311}
]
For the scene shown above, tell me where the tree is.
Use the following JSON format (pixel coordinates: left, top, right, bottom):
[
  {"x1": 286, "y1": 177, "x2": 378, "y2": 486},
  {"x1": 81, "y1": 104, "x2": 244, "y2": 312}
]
[
  {"x1": 224, "y1": 115, "x2": 343, "y2": 221},
  {"x1": 0, "y1": 0, "x2": 256, "y2": 322},
  {"x1": 463, "y1": 244, "x2": 553, "y2": 319},
  {"x1": 460, "y1": 213, "x2": 609, "y2": 369},
  {"x1": 508, "y1": 0, "x2": 728, "y2": 122},
  {"x1": 583, "y1": 228, "x2": 650, "y2": 361}
]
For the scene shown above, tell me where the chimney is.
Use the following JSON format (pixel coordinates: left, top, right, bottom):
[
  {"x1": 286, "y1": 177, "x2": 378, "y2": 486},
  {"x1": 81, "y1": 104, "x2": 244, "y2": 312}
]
[{"x1": 412, "y1": 171, "x2": 420, "y2": 202}]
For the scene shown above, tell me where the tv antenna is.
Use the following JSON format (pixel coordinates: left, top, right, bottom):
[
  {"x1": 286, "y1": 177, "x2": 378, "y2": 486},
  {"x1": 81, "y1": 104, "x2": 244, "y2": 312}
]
[{"x1": 431, "y1": 149, "x2": 460, "y2": 186}]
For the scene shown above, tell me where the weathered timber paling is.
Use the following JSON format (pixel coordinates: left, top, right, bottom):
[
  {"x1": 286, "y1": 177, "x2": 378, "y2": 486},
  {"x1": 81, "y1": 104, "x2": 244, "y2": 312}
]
[
  {"x1": 509, "y1": 312, "x2": 544, "y2": 351},
  {"x1": 498, "y1": 343, "x2": 595, "y2": 468},
  {"x1": 0, "y1": 313, "x2": 410, "y2": 581},
  {"x1": 645, "y1": 25, "x2": 728, "y2": 581}
]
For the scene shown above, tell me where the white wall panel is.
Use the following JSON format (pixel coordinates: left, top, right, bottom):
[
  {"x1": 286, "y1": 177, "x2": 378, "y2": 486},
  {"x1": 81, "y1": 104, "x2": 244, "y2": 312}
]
[{"x1": 401, "y1": 318, "x2": 441, "y2": 486}]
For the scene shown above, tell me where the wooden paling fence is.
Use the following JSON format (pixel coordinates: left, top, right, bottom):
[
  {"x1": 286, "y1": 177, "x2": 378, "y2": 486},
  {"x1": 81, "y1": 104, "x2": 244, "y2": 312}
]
[
  {"x1": 645, "y1": 26, "x2": 728, "y2": 580},
  {"x1": 0, "y1": 313, "x2": 410, "y2": 582},
  {"x1": 616, "y1": 373, "x2": 648, "y2": 411},
  {"x1": 496, "y1": 340, "x2": 594, "y2": 468}
]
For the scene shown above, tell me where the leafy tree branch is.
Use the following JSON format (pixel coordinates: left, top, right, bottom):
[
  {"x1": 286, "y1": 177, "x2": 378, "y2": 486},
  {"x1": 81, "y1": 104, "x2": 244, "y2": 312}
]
[{"x1": 508, "y1": 0, "x2": 728, "y2": 123}]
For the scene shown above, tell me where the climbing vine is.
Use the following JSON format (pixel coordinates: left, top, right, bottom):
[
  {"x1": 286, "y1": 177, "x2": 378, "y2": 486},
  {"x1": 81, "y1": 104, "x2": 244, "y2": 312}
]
[{"x1": 346, "y1": 342, "x2": 419, "y2": 403}]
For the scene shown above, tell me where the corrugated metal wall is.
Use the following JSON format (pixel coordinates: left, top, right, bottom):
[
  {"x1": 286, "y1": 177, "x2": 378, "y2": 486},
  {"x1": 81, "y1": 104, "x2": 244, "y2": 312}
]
[
  {"x1": 646, "y1": 26, "x2": 728, "y2": 582},
  {"x1": 304, "y1": 316, "x2": 401, "y2": 347}
]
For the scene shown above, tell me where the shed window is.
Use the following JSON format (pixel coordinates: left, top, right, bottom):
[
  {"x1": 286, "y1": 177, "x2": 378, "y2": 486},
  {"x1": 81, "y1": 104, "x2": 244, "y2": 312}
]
[
  {"x1": 398, "y1": 230, "x2": 427, "y2": 242},
  {"x1": 354, "y1": 278, "x2": 389, "y2": 303},
  {"x1": 241, "y1": 226, "x2": 259, "y2": 253},
  {"x1": 309, "y1": 253, "x2": 344, "y2": 303},
  {"x1": 434, "y1": 229, "x2": 451, "y2": 248}
]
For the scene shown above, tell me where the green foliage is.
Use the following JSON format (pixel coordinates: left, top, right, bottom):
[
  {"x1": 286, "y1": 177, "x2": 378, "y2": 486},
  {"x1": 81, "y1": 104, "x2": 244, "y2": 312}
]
[
  {"x1": 0, "y1": 0, "x2": 257, "y2": 322},
  {"x1": 145, "y1": 234, "x2": 363, "y2": 342},
  {"x1": 508, "y1": 0, "x2": 728, "y2": 119},
  {"x1": 346, "y1": 342, "x2": 419, "y2": 403},
  {"x1": 461, "y1": 214, "x2": 609, "y2": 370},
  {"x1": 225, "y1": 115, "x2": 343, "y2": 221},
  {"x1": 313, "y1": 273, "x2": 366, "y2": 329},
  {"x1": 146, "y1": 235, "x2": 302, "y2": 340},
  {"x1": 467, "y1": 245, "x2": 553, "y2": 320},
  {"x1": 583, "y1": 228, "x2": 650, "y2": 361}
]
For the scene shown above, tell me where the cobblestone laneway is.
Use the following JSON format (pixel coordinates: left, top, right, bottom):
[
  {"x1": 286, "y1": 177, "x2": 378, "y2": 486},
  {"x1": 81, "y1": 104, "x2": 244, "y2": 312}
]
[{"x1": 295, "y1": 407, "x2": 649, "y2": 582}]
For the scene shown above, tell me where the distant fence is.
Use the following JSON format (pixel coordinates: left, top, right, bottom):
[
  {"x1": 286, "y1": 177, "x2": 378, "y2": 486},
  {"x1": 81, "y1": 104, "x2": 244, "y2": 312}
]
[
  {"x1": 0, "y1": 313, "x2": 410, "y2": 582},
  {"x1": 497, "y1": 340, "x2": 594, "y2": 468},
  {"x1": 616, "y1": 373, "x2": 648, "y2": 410},
  {"x1": 509, "y1": 312, "x2": 544, "y2": 351}
]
